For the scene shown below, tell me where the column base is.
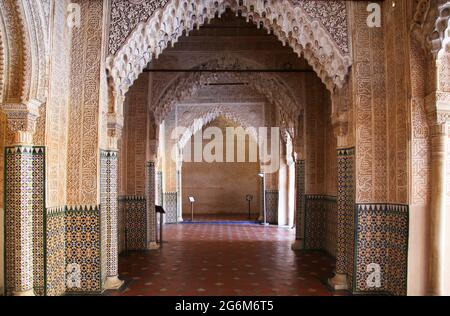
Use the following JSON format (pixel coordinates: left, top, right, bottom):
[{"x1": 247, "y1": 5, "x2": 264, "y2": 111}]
[
  {"x1": 258, "y1": 215, "x2": 264, "y2": 221},
  {"x1": 177, "y1": 217, "x2": 184, "y2": 222},
  {"x1": 103, "y1": 276, "x2": 124, "y2": 290},
  {"x1": 328, "y1": 273, "x2": 348, "y2": 290},
  {"x1": 291, "y1": 239, "x2": 304, "y2": 250},
  {"x1": 12, "y1": 289, "x2": 35, "y2": 296},
  {"x1": 148, "y1": 241, "x2": 160, "y2": 250}
]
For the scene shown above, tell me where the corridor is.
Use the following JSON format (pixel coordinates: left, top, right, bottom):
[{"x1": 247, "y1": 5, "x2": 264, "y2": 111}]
[{"x1": 111, "y1": 224, "x2": 347, "y2": 296}]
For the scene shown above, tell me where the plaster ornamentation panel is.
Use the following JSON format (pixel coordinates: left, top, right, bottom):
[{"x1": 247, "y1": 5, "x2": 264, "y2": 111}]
[
  {"x1": 109, "y1": 0, "x2": 349, "y2": 56},
  {"x1": 44, "y1": 0, "x2": 71, "y2": 208},
  {"x1": 106, "y1": 0, "x2": 352, "y2": 97},
  {"x1": 151, "y1": 56, "x2": 300, "y2": 123},
  {"x1": 67, "y1": 0, "x2": 103, "y2": 206},
  {"x1": 352, "y1": 1, "x2": 387, "y2": 204}
]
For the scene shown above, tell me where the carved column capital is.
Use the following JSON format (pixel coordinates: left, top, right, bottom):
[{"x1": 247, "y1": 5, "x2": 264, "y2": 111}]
[
  {"x1": 425, "y1": 91, "x2": 450, "y2": 135},
  {"x1": 331, "y1": 112, "x2": 350, "y2": 148},
  {"x1": 1, "y1": 99, "x2": 42, "y2": 144},
  {"x1": 106, "y1": 112, "x2": 124, "y2": 150},
  {"x1": 147, "y1": 139, "x2": 158, "y2": 162}
]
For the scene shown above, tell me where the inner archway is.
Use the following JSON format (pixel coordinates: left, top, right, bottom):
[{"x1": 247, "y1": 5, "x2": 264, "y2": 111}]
[
  {"x1": 116, "y1": 6, "x2": 338, "y2": 296},
  {"x1": 181, "y1": 116, "x2": 261, "y2": 222}
]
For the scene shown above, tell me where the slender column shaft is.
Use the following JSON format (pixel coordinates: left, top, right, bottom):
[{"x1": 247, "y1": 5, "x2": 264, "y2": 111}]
[
  {"x1": 101, "y1": 150, "x2": 123, "y2": 290},
  {"x1": 5, "y1": 146, "x2": 35, "y2": 296},
  {"x1": 328, "y1": 147, "x2": 354, "y2": 290},
  {"x1": 146, "y1": 161, "x2": 158, "y2": 249},
  {"x1": 292, "y1": 160, "x2": 305, "y2": 250},
  {"x1": 429, "y1": 130, "x2": 447, "y2": 296}
]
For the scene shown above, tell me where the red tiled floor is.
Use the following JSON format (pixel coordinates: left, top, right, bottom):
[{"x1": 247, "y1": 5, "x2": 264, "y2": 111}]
[
  {"x1": 182, "y1": 213, "x2": 259, "y2": 222},
  {"x1": 112, "y1": 223, "x2": 349, "y2": 296}
]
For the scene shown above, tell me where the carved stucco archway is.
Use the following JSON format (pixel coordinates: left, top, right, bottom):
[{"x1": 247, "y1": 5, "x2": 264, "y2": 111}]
[
  {"x1": 176, "y1": 105, "x2": 260, "y2": 150},
  {"x1": 105, "y1": 0, "x2": 353, "y2": 120},
  {"x1": 153, "y1": 56, "x2": 301, "y2": 125},
  {"x1": 0, "y1": 0, "x2": 49, "y2": 136}
]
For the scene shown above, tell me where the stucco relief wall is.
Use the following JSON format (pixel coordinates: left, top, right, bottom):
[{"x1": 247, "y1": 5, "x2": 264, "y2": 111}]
[
  {"x1": 66, "y1": 0, "x2": 104, "y2": 206},
  {"x1": 123, "y1": 73, "x2": 148, "y2": 196},
  {"x1": 408, "y1": 36, "x2": 432, "y2": 296},
  {"x1": 45, "y1": 0, "x2": 72, "y2": 208},
  {"x1": 305, "y1": 75, "x2": 325, "y2": 195}
]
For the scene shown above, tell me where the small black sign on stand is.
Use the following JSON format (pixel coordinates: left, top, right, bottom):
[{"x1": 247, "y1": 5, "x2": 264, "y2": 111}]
[
  {"x1": 155, "y1": 205, "x2": 165, "y2": 246},
  {"x1": 189, "y1": 196, "x2": 195, "y2": 221},
  {"x1": 246, "y1": 194, "x2": 253, "y2": 220}
]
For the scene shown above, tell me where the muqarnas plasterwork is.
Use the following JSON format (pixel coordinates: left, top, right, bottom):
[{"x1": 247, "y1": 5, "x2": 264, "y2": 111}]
[
  {"x1": 265, "y1": 190, "x2": 279, "y2": 224},
  {"x1": 65, "y1": 206, "x2": 102, "y2": 294},
  {"x1": 120, "y1": 196, "x2": 147, "y2": 251},
  {"x1": 5, "y1": 146, "x2": 45, "y2": 296},
  {"x1": 354, "y1": 204, "x2": 409, "y2": 296},
  {"x1": 45, "y1": 207, "x2": 66, "y2": 296}
]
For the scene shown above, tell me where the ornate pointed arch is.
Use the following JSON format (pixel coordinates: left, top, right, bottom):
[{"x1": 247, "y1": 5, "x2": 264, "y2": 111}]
[
  {"x1": 152, "y1": 55, "x2": 301, "y2": 124},
  {"x1": 0, "y1": 0, "x2": 50, "y2": 135},
  {"x1": 177, "y1": 105, "x2": 259, "y2": 149},
  {"x1": 106, "y1": 0, "x2": 352, "y2": 104}
]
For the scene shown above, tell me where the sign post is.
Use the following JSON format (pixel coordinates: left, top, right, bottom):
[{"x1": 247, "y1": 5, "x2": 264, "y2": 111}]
[{"x1": 189, "y1": 196, "x2": 195, "y2": 222}]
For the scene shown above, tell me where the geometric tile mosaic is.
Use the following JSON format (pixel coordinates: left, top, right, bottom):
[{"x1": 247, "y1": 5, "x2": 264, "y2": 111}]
[
  {"x1": 146, "y1": 161, "x2": 156, "y2": 244},
  {"x1": 120, "y1": 196, "x2": 147, "y2": 251},
  {"x1": 32, "y1": 147, "x2": 45, "y2": 296},
  {"x1": 354, "y1": 204, "x2": 409, "y2": 296},
  {"x1": 265, "y1": 190, "x2": 278, "y2": 224},
  {"x1": 163, "y1": 192, "x2": 177, "y2": 224},
  {"x1": 5, "y1": 146, "x2": 45, "y2": 295},
  {"x1": 100, "y1": 150, "x2": 119, "y2": 280},
  {"x1": 336, "y1": 147, "x2": 355, "y2": 289},
  {"x1": 304, "y1": 195, "x2": 337, "y2": 258},
  {"x1": 65, "y1": 206, "x2": 102, "y2": 294},
  {"x1": 45, "y1": 207, "x2": 66, "y2": 296},
  {"x1": 295, "y1": 160, "x2": 305, "y2": 241}
]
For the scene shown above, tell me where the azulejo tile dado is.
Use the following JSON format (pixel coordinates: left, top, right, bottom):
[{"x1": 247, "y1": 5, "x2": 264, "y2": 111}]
[
  {"x1": 163, "y1": 192, "x2": 178, "y2": 223},
  {"x1": 119, "y1": 196, "x2": 147, "y2": 251},
  {"x1": 100, "y1": 150, "x2": 119, "y2": 280},
  {"x1": 5, "y1": 146, "x2": 45, "y2": 296},
  {"x1": 304, "y1": 195, "x2": 337, "y2": 257},
  {"x1": 336, "y1": 147, "x2": 355, "y2": 288},
  {"x1": 295, "y1": 160, "x2": 305, "y2": 241},
  {"x1": 265, "y1": 190, "x2": 279, "y2": 224},
  {"x1": 65, "y1": 205, "x2": 102, "y2": 294},
  {"x1": 46, "y1": 206, "x2": 66, "y2": 296},
  {"x1": 354, "y1": 203, "x2": 409, "y2": 296}
]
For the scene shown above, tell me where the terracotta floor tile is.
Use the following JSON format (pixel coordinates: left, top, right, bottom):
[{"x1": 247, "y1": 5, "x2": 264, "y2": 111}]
[{"x1": 113, "y1": 222, "x2": 350, "y2": 296}]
